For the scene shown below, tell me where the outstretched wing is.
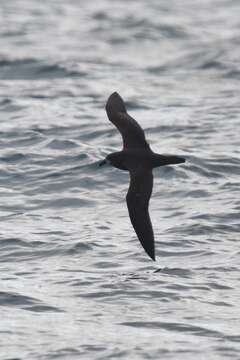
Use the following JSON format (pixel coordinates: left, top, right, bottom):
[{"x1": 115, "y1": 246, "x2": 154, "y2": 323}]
[
  {"x1": 126, "y1": 169, "x2": 155, "y2": 261},
  {"x1": 105, "y1": 92, "x2": 149, "y2": 150}
]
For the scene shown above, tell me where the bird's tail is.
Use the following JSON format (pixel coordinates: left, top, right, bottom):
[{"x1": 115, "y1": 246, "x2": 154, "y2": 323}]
[{"x1": 153, "y1": 154, "x2": 185, "y2": 167}]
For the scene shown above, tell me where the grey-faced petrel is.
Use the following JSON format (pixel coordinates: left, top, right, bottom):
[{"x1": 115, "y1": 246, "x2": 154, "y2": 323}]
[{"x1": 100, "y1": 92, "x2": 185, "y2": 261}]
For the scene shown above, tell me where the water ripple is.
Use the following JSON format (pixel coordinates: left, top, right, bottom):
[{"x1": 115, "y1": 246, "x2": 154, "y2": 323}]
[{"x1": 1, "y1": 1, "x2": 240, "y2": 359}]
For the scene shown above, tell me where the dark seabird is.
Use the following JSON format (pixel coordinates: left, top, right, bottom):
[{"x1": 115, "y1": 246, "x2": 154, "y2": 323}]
[{"x1": 100, "y1": 92, "x2": 185, "y2": 261}]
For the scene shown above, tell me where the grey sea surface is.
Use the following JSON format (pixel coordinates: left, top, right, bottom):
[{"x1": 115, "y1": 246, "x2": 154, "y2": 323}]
[{"x1": 0, "y1": 1, "x2": 240, "y2": 359}]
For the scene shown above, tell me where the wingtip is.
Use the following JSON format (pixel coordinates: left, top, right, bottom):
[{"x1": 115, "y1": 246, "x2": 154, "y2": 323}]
[
  {"x1": 108, "y1": 91, "x2": 121, "y2": 99},
  {"x1": 110, "y1": 91, "x2": 120, "y2": 97},
  {"x1": 149, "y1": 251, "x2": 156, "y2": 261},
  {"x1": 106, "y1": 92, "x2": 127, "y2": 114},
  {"x1": 145, "y1": 245, "x2": 155, "y2": 261}
]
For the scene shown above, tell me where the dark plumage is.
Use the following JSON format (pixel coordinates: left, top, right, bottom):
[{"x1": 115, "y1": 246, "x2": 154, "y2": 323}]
[{"x1": 100, "y1": 92, "x2": 185, "y2": 261}]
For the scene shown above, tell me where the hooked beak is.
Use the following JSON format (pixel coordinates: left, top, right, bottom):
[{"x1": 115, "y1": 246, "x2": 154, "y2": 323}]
[
  {"x1": 99, "y1": 159, "x2": 110, "y2": 167},
  {"x1": 99, "y1": 159, "x2": 106, "y2": 167}
]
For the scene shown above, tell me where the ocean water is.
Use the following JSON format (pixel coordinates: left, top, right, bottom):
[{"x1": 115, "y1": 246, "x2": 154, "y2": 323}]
[{"x1": 0, "y1": 0, "x2": 240, "y2": 359}]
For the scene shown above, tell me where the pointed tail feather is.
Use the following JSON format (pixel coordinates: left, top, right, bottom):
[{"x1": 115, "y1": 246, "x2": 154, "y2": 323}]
[
  {"x1": 153, "y1": 154, "x2": 185, "y2": 167},
  {"x1": 164, "y1": 155, "x2": 185, "y2": 165}
]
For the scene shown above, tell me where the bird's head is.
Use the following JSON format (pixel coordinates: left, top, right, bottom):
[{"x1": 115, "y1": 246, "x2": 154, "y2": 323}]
[
  {"x1": 99, "y1": 152, "x2": 126, "y2": 170},
  {"x1": 99, "y1": 155, "x2": 111, "y2": 167}
]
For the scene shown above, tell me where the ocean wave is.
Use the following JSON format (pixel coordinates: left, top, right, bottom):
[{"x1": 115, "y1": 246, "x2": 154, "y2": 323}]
[{"x1": 0, "y1": 58, "x2": 82, "y2": 80}]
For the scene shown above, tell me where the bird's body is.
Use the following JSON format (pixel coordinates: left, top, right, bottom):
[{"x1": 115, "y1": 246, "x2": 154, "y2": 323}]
[
  {"x1": 108, "y1": 149, "x2": 183, "y2": 171},
  {"x1": 100, "y1": 92, "x2": 185, "y2": 261}
]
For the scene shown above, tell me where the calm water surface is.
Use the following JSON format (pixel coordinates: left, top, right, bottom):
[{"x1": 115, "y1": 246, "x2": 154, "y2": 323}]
[{"x1": 0, "y1": 1, "x2": 240, "y2": 359}]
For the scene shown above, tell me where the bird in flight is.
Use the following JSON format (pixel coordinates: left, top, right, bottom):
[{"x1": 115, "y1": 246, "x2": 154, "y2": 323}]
[{"x1": 100, "y1": 92, "x2": 185, "y2": 261}]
